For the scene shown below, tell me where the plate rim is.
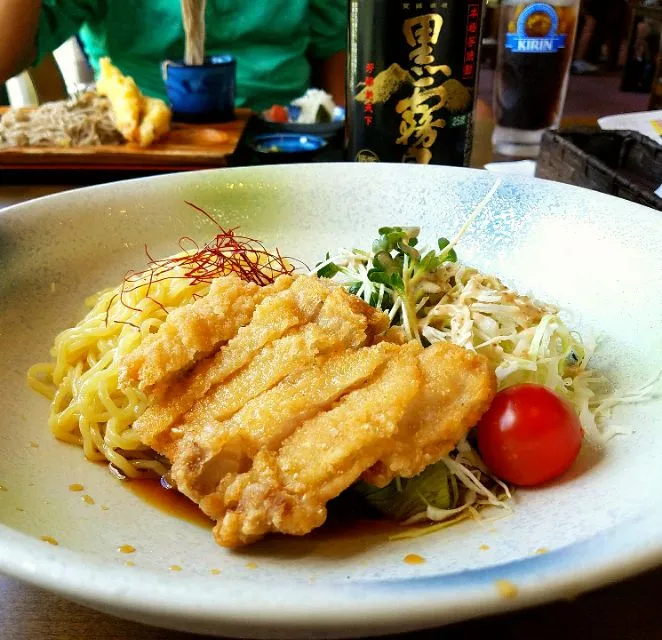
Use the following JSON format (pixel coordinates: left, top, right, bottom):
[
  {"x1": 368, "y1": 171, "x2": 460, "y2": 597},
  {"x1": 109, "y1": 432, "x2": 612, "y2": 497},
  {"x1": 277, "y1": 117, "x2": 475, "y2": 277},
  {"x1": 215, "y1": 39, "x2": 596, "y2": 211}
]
[
  {"x1": 2, "y1": 162, "x2": 660, "y2": 220},
  {"x1": 2, "y1": 509, "x2": 662, "y2": 637}
]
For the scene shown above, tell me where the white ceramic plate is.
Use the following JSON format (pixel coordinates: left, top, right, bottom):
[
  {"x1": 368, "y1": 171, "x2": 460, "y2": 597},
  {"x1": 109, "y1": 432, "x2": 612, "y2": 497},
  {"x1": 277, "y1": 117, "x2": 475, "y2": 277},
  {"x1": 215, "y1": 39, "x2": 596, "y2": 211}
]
[{"x1": 1, "y1": 164, "x2": 662, "y2": 639}]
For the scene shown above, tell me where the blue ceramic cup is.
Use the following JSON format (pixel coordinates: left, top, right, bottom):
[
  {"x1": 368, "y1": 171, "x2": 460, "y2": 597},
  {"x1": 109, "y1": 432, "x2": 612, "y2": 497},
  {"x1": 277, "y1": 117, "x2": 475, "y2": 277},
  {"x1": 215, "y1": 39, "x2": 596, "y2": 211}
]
[{"x1": 162, "y1": 55, "x2": 236, "y2": 122}]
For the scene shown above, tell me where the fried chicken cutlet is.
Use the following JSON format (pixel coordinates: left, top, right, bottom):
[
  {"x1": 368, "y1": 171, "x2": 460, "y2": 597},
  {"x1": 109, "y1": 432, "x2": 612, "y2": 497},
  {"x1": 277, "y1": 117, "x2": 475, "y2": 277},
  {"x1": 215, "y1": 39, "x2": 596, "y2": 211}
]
[
  {"x1": 130, "y1": 276, "x2": 388, "y2": 458},
  {"x1": 119, "y1": 274, "x2": 496, "y2": 547}
]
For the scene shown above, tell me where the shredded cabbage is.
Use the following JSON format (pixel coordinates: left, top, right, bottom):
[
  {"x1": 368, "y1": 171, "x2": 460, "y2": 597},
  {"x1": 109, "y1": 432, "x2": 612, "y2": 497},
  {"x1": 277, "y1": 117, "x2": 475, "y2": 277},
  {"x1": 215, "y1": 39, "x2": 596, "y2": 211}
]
[{"x1": 312, "y1": 191, "x2": 655, "y2": 534}]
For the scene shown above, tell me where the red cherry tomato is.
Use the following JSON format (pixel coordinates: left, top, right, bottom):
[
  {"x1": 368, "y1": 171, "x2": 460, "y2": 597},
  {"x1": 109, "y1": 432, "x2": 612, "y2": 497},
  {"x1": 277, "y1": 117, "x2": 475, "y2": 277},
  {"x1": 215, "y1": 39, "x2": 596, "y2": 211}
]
[
  {"x1": 265, "y1": 105, "x2": 289, "y2": 123},
  {"x1": 476, "y1": 383, "x2": 583, "y2": 487}
]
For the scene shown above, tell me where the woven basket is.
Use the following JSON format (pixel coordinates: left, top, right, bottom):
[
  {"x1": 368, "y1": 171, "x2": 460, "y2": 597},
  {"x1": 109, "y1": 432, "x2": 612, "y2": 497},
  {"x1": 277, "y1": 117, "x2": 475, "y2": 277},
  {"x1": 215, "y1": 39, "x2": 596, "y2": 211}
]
[{"x1": 535, "y1": 128, "x2": 662, "y2": 211}]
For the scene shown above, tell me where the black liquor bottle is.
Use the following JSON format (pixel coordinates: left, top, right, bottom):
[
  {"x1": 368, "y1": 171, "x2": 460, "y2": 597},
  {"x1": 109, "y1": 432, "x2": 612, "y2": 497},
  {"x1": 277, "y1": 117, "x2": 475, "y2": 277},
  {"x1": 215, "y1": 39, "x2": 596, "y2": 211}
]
[{"x1": 346, "y1": 0, "x2": 484, "y2": 166}]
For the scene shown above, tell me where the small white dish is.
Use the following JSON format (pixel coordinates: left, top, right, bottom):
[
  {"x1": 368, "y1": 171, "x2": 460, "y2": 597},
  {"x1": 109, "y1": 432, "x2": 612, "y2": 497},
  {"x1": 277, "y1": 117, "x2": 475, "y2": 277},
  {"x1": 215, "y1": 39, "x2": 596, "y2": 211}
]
[{"x1": 598, "y1": 109, "x2": 662, "y2": 142}]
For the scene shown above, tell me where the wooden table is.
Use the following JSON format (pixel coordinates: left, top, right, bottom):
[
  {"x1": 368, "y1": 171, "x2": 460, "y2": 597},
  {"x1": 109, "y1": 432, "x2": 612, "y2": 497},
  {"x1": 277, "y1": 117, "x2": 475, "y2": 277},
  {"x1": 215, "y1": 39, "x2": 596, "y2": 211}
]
[
  {"x1": 4, "y1": 112, "x2": 662, "y2": 640},
  {"x1": 3, "y1": 566, "x2": 662, "y2": 640}
]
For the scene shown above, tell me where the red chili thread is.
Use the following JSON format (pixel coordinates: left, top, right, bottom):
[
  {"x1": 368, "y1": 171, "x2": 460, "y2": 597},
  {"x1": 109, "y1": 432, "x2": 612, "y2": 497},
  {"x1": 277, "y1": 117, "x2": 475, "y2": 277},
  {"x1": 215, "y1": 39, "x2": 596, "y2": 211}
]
[
  {"x1": 114, "y1": 320, "x2": 140, "y2": 330},
  {"x1": 108, "y1": 202, "x2": 302, "y2": 323}
]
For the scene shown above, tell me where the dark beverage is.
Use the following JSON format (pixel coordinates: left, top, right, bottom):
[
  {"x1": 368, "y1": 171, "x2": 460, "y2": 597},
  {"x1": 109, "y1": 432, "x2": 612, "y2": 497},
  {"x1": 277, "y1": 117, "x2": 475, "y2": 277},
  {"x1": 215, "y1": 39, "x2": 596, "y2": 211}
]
[
  {"x1": 347, "y1": 0, "x2": 484, "y2": 166},
  {"x1": 493, "y1": 1, "x2": 579, "y2": 156}
]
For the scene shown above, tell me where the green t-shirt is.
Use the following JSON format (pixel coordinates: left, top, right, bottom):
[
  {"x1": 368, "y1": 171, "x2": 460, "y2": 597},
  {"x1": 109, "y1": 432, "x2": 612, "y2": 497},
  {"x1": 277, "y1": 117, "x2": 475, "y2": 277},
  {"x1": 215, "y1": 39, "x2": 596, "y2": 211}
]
[{"x1": 37, "y1": 0, "x2": 346, "y2": 110}]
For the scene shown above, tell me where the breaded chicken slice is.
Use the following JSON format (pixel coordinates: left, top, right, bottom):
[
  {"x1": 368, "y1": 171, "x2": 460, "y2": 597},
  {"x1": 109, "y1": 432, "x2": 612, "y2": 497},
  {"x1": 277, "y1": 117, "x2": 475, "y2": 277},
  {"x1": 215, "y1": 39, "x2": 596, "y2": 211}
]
[
  {"x1": 213, "y1": 343, "x2": 422, "y2": 547},
  {"x1": 181, "y1": 325, "x2": 337, "y2": 432},
  {"x1": 316, "y1": 286, "x2": 389, "y2": 347},
  {"x1": 184, "y1": 339, "x2": 494, "y2": 548},
  {"x1": 125, "y1": 270, "x2": 495, "y2": 549},
  {"x1": 131, "y1": 277, "x2": 360, "y2": 455},
  {"x1": 178, "y1": 287, "x2": 386, "y2": 444},
  {"x1": 171, "y1": 342, "x2": 400, "y2": 510},
  {"x1": 361, "y1": 340, "x2": 496, "y2": 487},
  {"x1": 147, "y1": 327, "x2": 323, "y2": 459},
  {"x1": 96, "y1": 57, "x2": 142, "y2": 142},
  {"x1": 118, "y1": 273, "x2": 292, "y2": 391}
]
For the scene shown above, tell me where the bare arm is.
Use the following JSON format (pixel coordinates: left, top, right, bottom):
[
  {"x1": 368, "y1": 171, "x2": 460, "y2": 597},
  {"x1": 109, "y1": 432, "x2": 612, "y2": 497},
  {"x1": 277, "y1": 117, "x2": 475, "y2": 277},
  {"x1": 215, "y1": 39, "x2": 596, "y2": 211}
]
[{"x1": 0, "y1": 0, "x2": 42, "y2": 83}]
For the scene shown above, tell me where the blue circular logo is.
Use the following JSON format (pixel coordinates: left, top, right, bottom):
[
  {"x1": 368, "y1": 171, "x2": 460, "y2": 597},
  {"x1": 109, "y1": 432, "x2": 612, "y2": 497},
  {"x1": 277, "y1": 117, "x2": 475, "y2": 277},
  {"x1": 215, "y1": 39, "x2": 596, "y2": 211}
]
[
  {"x1": 506, "y1": 2, "x2": 566, "y2": 53},
  {"x1": 517, "y1": 3, "x2": 559, "y2": 38}
]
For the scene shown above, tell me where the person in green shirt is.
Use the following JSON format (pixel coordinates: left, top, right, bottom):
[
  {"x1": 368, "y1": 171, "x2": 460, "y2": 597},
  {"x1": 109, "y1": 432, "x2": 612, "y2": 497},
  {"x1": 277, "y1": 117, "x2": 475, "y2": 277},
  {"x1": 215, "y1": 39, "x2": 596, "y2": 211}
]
[{"x1": 0, "y1": 0, "x2": 346, "y2": 111}]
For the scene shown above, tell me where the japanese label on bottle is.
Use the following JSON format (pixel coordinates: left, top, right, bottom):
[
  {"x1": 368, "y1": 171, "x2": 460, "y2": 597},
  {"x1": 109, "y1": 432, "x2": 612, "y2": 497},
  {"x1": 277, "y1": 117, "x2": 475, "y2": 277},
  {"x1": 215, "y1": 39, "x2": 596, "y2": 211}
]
[{"x1": 347, "y1": 0, "x2": 483, "y2": 167}]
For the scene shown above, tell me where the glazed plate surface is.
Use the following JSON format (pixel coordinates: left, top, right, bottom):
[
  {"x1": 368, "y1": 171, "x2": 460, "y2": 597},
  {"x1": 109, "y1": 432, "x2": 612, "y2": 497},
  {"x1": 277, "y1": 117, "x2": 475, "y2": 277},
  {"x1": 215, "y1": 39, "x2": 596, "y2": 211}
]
[{"x1": 1, "y1": 164, "x2": 661, "y2": 638}]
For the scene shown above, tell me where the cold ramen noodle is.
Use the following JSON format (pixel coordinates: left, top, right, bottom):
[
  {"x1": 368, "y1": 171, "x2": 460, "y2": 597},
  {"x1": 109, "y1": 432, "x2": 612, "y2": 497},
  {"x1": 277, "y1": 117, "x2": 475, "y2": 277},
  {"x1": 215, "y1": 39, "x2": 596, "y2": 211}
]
[{"x1": 28, "y1": 190, "x2": 645, "y2": 548}]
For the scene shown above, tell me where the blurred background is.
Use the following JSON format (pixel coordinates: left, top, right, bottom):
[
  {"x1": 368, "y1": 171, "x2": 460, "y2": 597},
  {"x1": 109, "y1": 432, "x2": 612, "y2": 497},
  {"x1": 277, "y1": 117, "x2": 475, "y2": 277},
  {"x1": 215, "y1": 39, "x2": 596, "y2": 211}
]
[
  {"x1": 5, "y1": 0, "x2": 660, "y2": 139},
  {"x1": 4, "y1": 1, "x2": 661, "y2": 119},
  {"x1": 478, "y1": 0, "x2": 661, "y2": 165},
  {"x1": 1, "y1": 0, "x2": 660, "y2": 207}
]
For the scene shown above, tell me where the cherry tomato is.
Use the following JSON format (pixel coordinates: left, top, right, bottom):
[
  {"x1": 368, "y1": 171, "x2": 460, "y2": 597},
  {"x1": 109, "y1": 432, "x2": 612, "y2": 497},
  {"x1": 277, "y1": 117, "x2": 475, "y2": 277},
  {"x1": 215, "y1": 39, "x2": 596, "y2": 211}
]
[
  {"x1": 476, "y1": 383, "x2": 583, "y2": 487},
  {"x1": 265, "y1": 105, "x2": 289, "y2": 123}
]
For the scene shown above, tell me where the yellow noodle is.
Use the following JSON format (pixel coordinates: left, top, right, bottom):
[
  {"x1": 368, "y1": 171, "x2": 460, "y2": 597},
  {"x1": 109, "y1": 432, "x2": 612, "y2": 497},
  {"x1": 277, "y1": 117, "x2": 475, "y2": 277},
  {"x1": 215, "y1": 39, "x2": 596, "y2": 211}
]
[{"x1": 27, "y1": 263, "x2": 212, "y2": 478}]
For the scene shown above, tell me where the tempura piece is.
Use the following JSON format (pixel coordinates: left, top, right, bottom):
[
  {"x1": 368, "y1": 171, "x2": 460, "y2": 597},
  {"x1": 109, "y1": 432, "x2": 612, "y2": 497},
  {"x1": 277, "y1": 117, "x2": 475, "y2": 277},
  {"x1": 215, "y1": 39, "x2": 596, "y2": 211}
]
[
  {"x1": 138, "y1": 96, "x2": 172, "y2": 147},
  {"x1": 96, "y1": 58, "x2": 142, "y2": 142},
  {"x1": 96, "y1": 57, "x2": 172, "y2": 146}
]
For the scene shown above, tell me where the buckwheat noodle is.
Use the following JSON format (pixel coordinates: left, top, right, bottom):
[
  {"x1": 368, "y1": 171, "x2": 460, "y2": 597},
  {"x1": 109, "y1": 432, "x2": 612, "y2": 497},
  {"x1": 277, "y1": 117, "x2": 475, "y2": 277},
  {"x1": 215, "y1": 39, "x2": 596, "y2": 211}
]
[{"x1": 0, "y1": 92, "x2": 123, "y2": 148}]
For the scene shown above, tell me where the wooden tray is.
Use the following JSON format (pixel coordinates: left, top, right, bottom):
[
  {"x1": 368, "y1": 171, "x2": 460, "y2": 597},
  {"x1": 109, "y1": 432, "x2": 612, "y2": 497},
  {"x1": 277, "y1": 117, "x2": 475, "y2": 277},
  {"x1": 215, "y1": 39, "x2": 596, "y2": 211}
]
[{"x1": 0, "y1": 108, "x2": 251, "y2": 171}]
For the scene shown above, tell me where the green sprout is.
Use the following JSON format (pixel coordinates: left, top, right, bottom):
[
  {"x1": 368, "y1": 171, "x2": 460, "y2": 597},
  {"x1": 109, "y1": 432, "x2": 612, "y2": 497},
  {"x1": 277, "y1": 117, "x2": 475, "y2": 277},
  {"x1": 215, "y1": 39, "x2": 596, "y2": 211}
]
[
  {"x1": 316, "y1": 252, "x2": 341, "y2": 279},
  {"x1": 315, "y1": 226, "x2": 460, "y2": 342}
]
